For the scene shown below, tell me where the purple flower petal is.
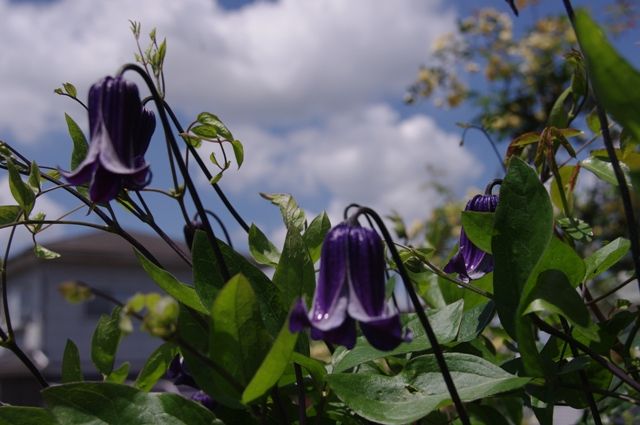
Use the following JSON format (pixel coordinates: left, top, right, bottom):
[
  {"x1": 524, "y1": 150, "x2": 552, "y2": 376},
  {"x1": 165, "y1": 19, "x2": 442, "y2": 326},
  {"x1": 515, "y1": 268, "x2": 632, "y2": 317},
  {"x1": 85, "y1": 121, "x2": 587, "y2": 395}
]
[
  {"x1": 310, "y1": 316, "x2": 357, "y2": 349},
  {"x1": 308, "y1": 224, "x2": 350, "y2": 331},
  {"x1": 346, "y1": 226, "x2": 386, "y2": 320},
  {"x1": 359, "y1": 312, "x2": 407, "y2": 351},
  {"x1": 445, "y1": 194, "x2": 498, "y2": 282},
  {"x1": 61, "y1": 76, "x2": 155, "y2": 203}
]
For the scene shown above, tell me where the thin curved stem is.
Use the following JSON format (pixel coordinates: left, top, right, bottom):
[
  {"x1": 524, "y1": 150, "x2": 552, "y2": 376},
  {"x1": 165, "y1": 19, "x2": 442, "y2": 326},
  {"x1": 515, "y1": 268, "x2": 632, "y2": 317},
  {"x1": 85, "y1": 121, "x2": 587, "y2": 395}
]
[
  {"x1": 353, "y1": 206, "x2": 471, "y2": 425},
  {"x1": 163, "y1": 101, "x2": 250, "y2": 234},
  {"x1": 460, "y1": 125, "x2": 507, "y2": 173},
  {"x1": 587, "y1": 275, "x2": 637, "y2": 306},
  {"x1": 533, "y1": 315, "x2": 640, "y2": 393},
  {"x1": 119, "y1": 63, "x2": 230, "y2": 281}
]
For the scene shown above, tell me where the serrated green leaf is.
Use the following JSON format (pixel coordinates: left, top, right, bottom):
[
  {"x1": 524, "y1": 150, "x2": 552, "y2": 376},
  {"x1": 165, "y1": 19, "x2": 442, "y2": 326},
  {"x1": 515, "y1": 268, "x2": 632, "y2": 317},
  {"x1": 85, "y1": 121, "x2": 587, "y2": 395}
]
[
  {"x1": 61, "y1": 339, "x2": 83, "y2": 383},
  {"x1": 260, "y1": 192, "x2": 306, "y2": 231},
  {"x1": 91, "y1": 307, "x2": 123, "y2": 376},
  {"x1": 64, "y1": 114, "x2": 88, "y2": 170},
  {"x1": 248, "y1": 224, "x2": 281, "y2": 267},
  {"x1": 135, "y1": 249, "x2": 208, "y2": 314},
  {"x1": 327, "y1": 353, "x2": 530, "y2": 425},
  {"x1": 135, "y1": 343, "x2": 178, "y2": 392}
]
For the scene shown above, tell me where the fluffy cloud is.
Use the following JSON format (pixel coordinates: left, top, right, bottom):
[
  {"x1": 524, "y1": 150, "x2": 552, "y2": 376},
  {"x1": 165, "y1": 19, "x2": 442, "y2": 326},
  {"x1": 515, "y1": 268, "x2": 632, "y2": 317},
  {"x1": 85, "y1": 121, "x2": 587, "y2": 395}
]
[
  {"x1": 218, "y1": 103, "x2": 482, "y2": 225},
  {"x1": 0, "y1": 0, "x2": 455, "y2": 142}
]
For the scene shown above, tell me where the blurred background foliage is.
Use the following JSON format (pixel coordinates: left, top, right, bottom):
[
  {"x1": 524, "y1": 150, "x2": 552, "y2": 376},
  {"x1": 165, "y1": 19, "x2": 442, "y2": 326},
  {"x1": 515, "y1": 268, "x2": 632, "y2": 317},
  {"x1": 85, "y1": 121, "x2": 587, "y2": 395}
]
[{"x1": 400, "y1": 0, "x2": 639, "y2": 317}]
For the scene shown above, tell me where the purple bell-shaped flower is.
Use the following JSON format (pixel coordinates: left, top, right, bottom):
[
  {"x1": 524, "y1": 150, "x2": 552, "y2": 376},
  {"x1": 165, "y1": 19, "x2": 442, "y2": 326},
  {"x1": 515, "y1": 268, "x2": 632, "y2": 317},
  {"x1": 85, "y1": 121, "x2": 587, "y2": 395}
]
[
  {"x1": 290, "y1": 221, "x2": 409, "y2": 351},
  {"x1": 444, "y1": 193, "x2": 498, "y2": 282},
  {"x1": 62, "y1": 76, "x2": 155, "y2": 203}
]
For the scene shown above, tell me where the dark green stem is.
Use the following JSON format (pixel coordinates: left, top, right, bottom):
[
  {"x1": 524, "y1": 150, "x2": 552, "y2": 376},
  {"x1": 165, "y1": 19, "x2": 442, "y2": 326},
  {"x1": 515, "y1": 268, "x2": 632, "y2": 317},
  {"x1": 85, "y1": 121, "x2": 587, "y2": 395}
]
[{"x1": 119, "y1": 63, "x2": 230, "y2": 281}]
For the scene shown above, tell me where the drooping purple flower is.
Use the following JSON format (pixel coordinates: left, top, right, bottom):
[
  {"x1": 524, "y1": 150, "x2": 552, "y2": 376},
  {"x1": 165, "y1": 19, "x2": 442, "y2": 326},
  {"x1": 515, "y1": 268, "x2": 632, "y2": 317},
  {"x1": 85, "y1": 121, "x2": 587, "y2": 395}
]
[
  {"x1": 444, "y1": 194, "x2": 499, "y2": 282},
  {"x1": 62, "y1": 76, "x2": 155, "y2": 203},
  {"x1": 289, "y1": 222, "x2": 409, "y2": 351}
]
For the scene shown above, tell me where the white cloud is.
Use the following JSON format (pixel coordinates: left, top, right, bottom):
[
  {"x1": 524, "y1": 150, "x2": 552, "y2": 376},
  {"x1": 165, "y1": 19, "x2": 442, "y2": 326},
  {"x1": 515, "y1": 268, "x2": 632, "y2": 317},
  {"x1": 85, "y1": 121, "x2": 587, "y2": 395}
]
[
  {"x1": 0, "y1": 0, "x2": 455, "y2": 143},
  {"x1": 218, "y1": 104, "x2": 482, "y2": 225}
]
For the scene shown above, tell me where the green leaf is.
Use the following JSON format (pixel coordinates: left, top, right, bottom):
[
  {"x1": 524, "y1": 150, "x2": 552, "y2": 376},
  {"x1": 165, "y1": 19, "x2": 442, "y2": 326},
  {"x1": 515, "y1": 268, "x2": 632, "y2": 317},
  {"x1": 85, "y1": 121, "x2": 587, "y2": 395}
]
[
  {"x1": 28, "y1": 161, "x2": 41, "y2": 192},
  {"x1": 6, "y1": 157, "x2": 34, "y2": 214},
  {"x1": 64, "y1": 114, "x2": 88, "y2": 170},
  {"x1": 191, "y1": 231, "x2": 285, "y2": 336},
  {"x1": 42, "y1": 382, "x2": 223, "y2": 424},
  {"x1": 327, "y1": 353, "x2": 530, "y2": 425},
  {"x1": 260, "y1": 192, "x2": 306, "y2": 231},
  {"x1": 575, "y1": 9, "x2": 640, "y2": 144},
  {"x1": 34, "y1": 244, "x2": 61, "y2": 260},
  {"x1": 460, "y1": 211, "x2": 494, "y2": 254},
  {"x1": 548, "y1": 87, "x2": 571, "y2": 128},
  {"x1": 493, "y1": 157, "x2": 553, "y2": 337},
  {"x1": 134, "y1": 343, "x2": 178, "y2": 392},
  {"x1": 135, "y1": 249, "x2": 208, "y2": 314},
  {"x1": 211, "y1": 274, "x2": 272, "y2": 389},
  {"x1": 332, "y1": 300, "x2": 464, "y2": 373},
  {"x1": 584, "y1": 237, "x2": 630, "y2": 280},
  {"x1": 61, "y1": 339, "x2": 83, "y2": 383},
  {"x1": 191, "y1": 124, "x2": 219, "y2": 139},
  {"x1": 91, "y1": 307, "x2": 123, "y2": 376},
  {"x1": 290, "y1": 352, "x2": 327, "y2": 387},
  {"x1": 0, "y1": 205, "x2": 21, "y2": 225},
  {"x1": 303, "y1": 212, "x2": 331, "y2": 263},
  {"x1": 231, "y1": 139, "x2": 244, "y2": 168},
  {"x1": 557, "y1": 217, "x2": 593, "y2": 242},
  {"x1": 492, "y1": 157, "x2": 553, "y2": 376},
  {"x1": 209, "y1": 170, "x2": 224, "y2": 185},
  {"x1": 177, "y1": 306, "x2": 241, "y2": 409},
  {"x1": 523, "y1": 270, "x2": 590, "y2": 329},
  {"x1": 106, "y1": 362, "x2": 130, "y2": 383},
  {"x1": 456, "y1": 301, "x2": 495, "y2": 343},
  {"x1": 272, "y1": 226, "x2": 316, "y2": 309},
  {"x1": 197, "y1": 112, "x2": 233, "y2": 140},
  {"x1": 0, "y1": 407, "x2": 59, "y2": 425},
  {"x1": 62, "y1": 82, "x2": 77, "y2": 98},
  {"x1": 242, "y1": 319, "x2": 298, "y2": 404},
  {"x1": 581, "y1": 155, "x2": 632, "y2": 187},
  {"x1": 248, "y1": 223, "x2": 281, "y2": 267}
]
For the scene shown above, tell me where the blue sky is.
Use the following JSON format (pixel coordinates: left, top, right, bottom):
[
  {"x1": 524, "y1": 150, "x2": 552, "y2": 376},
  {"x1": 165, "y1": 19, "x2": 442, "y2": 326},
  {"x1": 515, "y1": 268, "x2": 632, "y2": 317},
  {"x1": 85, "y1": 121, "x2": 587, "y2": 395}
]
[{"x1": 0, "y1": 0, "x2": 637, "y2": 252}]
